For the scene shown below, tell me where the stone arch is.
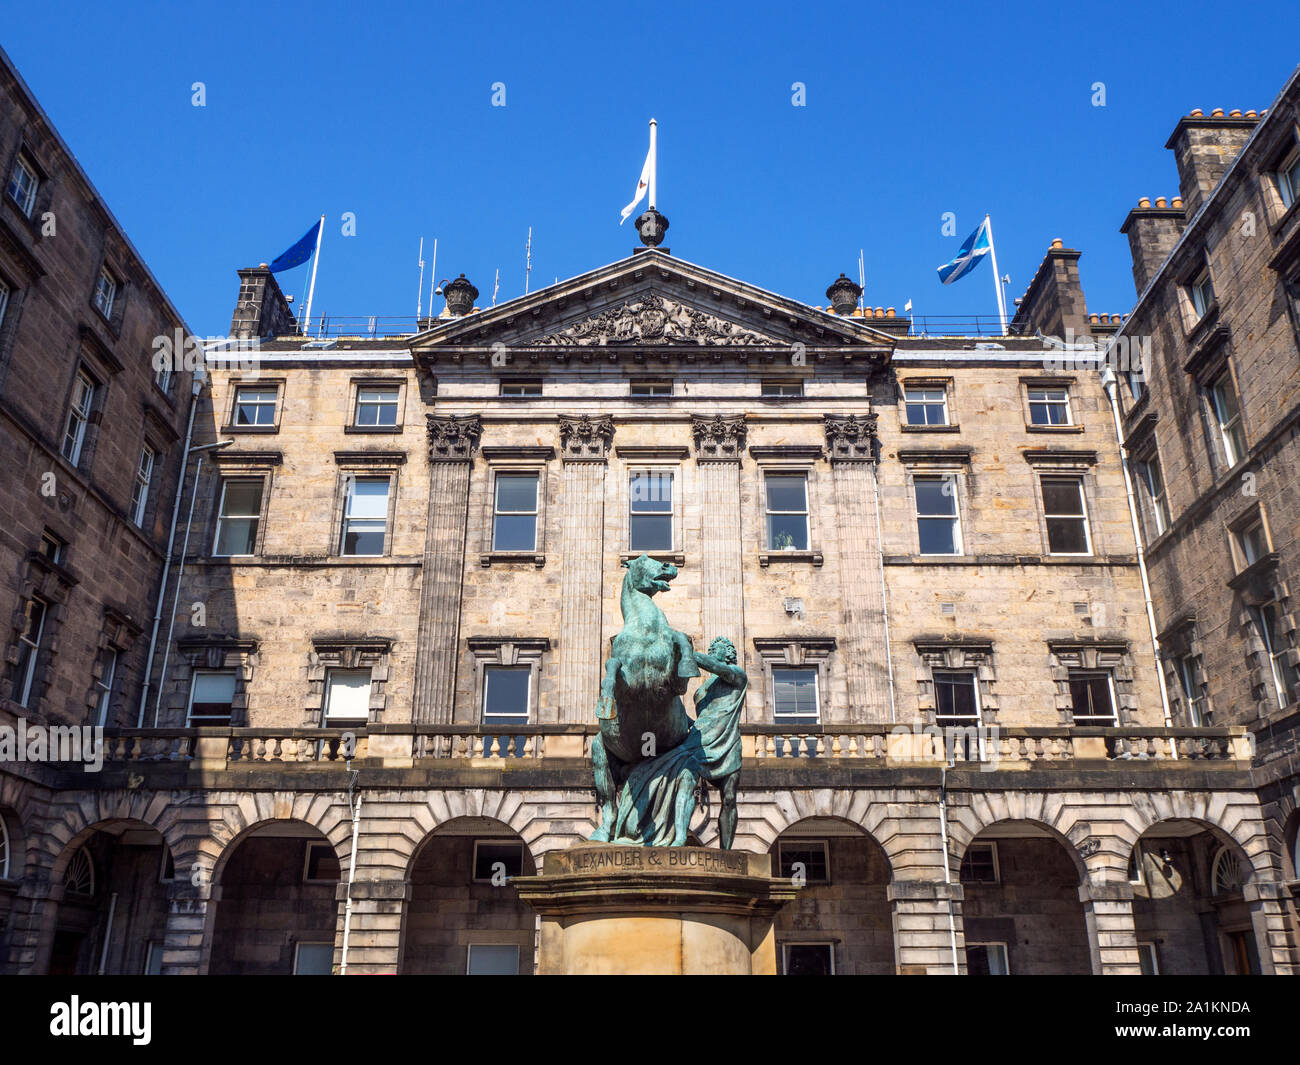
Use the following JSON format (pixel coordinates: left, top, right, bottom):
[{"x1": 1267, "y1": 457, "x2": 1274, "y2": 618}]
[
  {"x1": 733, "y1": 789, "x2": 921, "y2": 879},
  {"x1": 946, "y1": 793, "x2": 1089, "y2": 883},
  {"x1": 207, "y1": 792, "x2": 352, "y2": 885},
  {"x1": 1126, "y1": 791, "x2": 1272, "y2": 880},
  {"x1": 39, "y1": 791, "x2": 184, "y2": 882}
]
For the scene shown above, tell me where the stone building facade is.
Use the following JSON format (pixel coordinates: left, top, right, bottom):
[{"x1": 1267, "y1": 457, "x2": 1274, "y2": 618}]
[{"x1": 1, "y1": 53, "x2": 1298, "y2": 976}]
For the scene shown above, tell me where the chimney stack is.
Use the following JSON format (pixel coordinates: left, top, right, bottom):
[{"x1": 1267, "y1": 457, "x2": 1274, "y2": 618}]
[
  {"x1": 1165, "y1": 109, "x2": 1259, "y2": 215},
  {"x1": 1120, "y1": 197, "x2": 1186, "y2": 295},
  {"x1": 1009, "y1": 240, "x2": 1089, "y2": 340},
  {"x1": 229, "y1": 264, "x2": 297, "y2": 339}
]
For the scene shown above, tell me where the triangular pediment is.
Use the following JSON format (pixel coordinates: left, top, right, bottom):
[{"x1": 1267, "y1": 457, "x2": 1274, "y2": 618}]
[{"x1": 409, "y1": 250, "x2": 895, "y2": 359}]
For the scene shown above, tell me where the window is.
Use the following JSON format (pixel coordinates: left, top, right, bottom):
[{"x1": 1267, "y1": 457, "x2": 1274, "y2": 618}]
[
  {"x1": 1208, "y1": 372, "x2": 1246, "y2": 467},
  {"x1": 6, "y1": 154, "x2": 38, "y2": 217},
  {"x1": 1069, "y1": 670, "x2": 1117, "y2": 725},
  {"x1": 1249, "y1": 603, "x2": 1299, "y2": 710},
  {"x1": 482, "y1": 665, "x2": 530, "y2": 726},
  {"x1": 143, "y1": 942, "x2": 164, "y2": 976},
  {"x1": 1027, "y1": 387, "x2": 1071, "y2": 426},
  {"x1": 233, "y1": 386, "x2": 278, "y2": 427},
  {"x1": 629, "y1": 379, "x2": 672, "y2": 397},
  {"x1": 1212, "y1": 846, "x2": 1245, "y2": 895},
  {"x1": 93, "y1": 268, "x2": 117, "y2": 320},
  {"x1": 340, "y1": 476, "x2": 390, "y2": 556},
  {"x1": 63, "y1": 847, "x2": 94, "y2": 895},
  {"x1": 130, "y1": 444, "x2": 155, "y2": 527},
  {"x1": 1128, "y1": 844, "x2": 1145, "y2": 885},
  {"x1": 187, "y1": 670, "x2": 235, "y2": 725},
  {"x1": 0, "y1": 816, "x2": 8, "y2": 879},
  {"x1": 323, "y1": 668, "x2": 372, "y2": 722},
  {"x1": 903, "y1": 386, "x2": 948, "y2": 426},
  {"x1": 499, "y1": 378, "x2": 542, "y2": 397},
  {"x1": 1137, "y1": 942, "x2": 1159, "y2": 975},
  {"x1": 213, "y1": 479, "x2": 263, "y2": 555},
  {"x1": 154, "y1": 361, "x2": 172, "y2": 395},
  {"x1": 776, "y1": 840, "x2": 829, "y2": 883},
  {"x1": 15, "y1": 596, "x2": 47, "y2": 708},
  {"x1": 764, "y1": 473, "x2": 809, "y2": 551},
  {"x1": 1133, "y1": 455, "x2": 1169, "y2": 539},
  {"x1": 772, "y1": 667, "x2": 819, "y2": 723},
  {"x1": 354, "y1": 386, "x2": 399, "y2": 425},
  {"x1": 966, "y1": 943, "x2": 1009, "y2": 975},
  {"x1": 1125, "y1": 369, "x2": 1146, "y2": 404},
  {"x1": 1276, "y1": 146, "x2": 1300, "y2": 210},
  {"x1": 93, "y1": 649, "x2": 118, "y2": 727},
  {"x1": 492, "y1": 473, "x2": 539, "y2": 551},
  {"x1": 473, "y1": 841, "x2": 525, "y2": 881},
  {"x1": 1176, "y1": 657, "x2": 1207, "y2": 726},
  {"x1": 933, "y1": 670, "x2": 980, "y2": 725},
  {"x1": 762, "y1": 379, "x2": 804, "y2": 398},
  {"x1": 293, "y1": 942, "x2": 334, "y2": 975},
  {"x1": 960, "y1": 842, "x2": 999, "y2": 884},
  {"x1": 467, "y1": 944, "x2": 520, "y2": 975},
  {"x1": 40, "y1": 530, "x2": 64, "y2": 563},
  {"x1": 782, "y1": 943, "x2": 834, "y2": 975},
  {"x1": 914, "y1": 475, "x2": 961, "y2": 555},
  {"x1": 303, "y1": 842, "x2": 340, "y2": 882},
  {"x1": 1189, "y1": 267, "x2": 1215, "y2": 320},
  {"x1": 0, "y1": 279, "x2": 10, "y2": 329},
  {"x1": 629, "y1": 471, "x2": 673, "y2": 551},
  {"x1": 61, "y1": 370, "x2": 95, "y2": 464},
  {"x1": 1041, "y1": 476, "x2": 1090, "y2": 554},
  {"x1": 1235, "y1": 518, "x2": 1268, "y2": 569}
]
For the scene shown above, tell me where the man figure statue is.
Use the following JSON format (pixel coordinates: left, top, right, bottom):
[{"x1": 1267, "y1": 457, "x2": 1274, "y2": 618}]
[{"x1": 692, "y1": 636, "x2": 746, "y2": 850}]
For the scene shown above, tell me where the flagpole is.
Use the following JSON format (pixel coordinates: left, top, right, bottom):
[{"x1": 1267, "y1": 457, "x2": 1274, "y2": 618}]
[
  {"x1": 648, "y1": 118, "x2": 657, "y2": 211},
  {"x1": 302, "y1": 213, "x2": 325, "y2": 336},
  {"x1": 984, "y1": 213, "x2": 1008, "y2": 334}
]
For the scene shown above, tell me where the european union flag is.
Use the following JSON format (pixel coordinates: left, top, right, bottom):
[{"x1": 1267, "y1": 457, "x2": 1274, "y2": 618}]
[
  {"x1": 270, "y1": 220, "x2": 322, "y2": 273},
  {"x1": 936, "y1": 218, "x2": 992, "y2": 285}
]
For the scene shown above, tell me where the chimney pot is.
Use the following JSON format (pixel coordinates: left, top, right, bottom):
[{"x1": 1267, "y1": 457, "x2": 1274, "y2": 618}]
[
  {"x1": 1089, "y1": 313, "x2": 1099, "y2": 324},
  {"x1": 1189, "y1": 108, "x2": 1204, "y2": 117},
  {"x1": 1155, "y1": 196, "x2": 1167, "y2": 208},
  {"x1": 1171, "y1": 196, "x2": 1183, "y2": 208},
  {"x1": 886, "y1": 307, "x2": 895, "y2": 317},
  {"x1": 1138, "y1": 197, "x2": 1151, "y2": 208},
  {"x1": 1211, "y1": 108, "x2": 1224, "y2": 117},
  {"x1": 1245, "y1": 110, "x2": 1258, "y2": 118},
  {"x1": 1050, "y1": 238, "x2": 1064, "y2": 248},
  {"x1": 1229, "y1": 109, "x2": 1242, "y2": 117}
]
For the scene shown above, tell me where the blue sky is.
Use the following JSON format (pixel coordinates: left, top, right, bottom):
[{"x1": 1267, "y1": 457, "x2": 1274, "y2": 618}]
[{"x1": 8, "y1": 1, "x2": 1299, "y2": 336}]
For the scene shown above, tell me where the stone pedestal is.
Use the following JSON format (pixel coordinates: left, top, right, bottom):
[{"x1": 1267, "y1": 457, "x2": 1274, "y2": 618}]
[{"x1": 512, "y1": 844, "x2": 797, "y2": 974}]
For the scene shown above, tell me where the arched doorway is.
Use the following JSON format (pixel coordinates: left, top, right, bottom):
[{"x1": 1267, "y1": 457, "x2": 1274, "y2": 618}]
[
  {"x1": 208, "y1": 821, "x2": 340, "y2": 975},
  {"x1": 400, "y1": 817, "x2": 537, "y2": 975},
  {"x1": 767, "y1": 817, "x2": 893, "y2": 975},
  {"x1": 1130, "y1": 819, "x2": 1260, "y2": 975},
  {"x1": 46, "y1": 820, "x2": 173, "y2": 975},
  {"x1": 958, "y1": 821, "x2": 1090, "y2": 975}
]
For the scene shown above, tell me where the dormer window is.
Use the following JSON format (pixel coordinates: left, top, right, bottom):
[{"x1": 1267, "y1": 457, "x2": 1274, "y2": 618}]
[
  {"x1": 6, "y1": 153, "x2": 39, "y2": 217},
  {"x1": 1274, "y1": 143, "x2": 1300, "y2": 210},
  {"x1": 1188, "y1": 267, "x2": 1215, "y2": 321},
  {"x1": 93, "y1": 268, "x2": 118, "y2": 320}
]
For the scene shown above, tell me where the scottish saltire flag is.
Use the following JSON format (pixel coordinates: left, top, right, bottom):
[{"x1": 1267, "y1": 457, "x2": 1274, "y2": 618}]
[
  {"x1": 936, "y1": 218, "x2": 992, "y2": 284},
  {"x1": 270, "y1": 220, "x2": 322, "y2": 272}
]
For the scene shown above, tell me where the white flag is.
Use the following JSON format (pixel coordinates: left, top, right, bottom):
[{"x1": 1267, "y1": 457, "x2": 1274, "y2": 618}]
[
  {"x1": 904, "y1": 299, "x2": 913, "y2": 312},
  {"x1": 620, "y1": 144, "x2": 653, "y2": 224}
]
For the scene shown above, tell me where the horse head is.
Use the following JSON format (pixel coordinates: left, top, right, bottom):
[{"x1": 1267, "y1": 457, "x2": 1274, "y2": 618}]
[{"x1": 620, "y1": 553, "x2": 678, "y2": 597}]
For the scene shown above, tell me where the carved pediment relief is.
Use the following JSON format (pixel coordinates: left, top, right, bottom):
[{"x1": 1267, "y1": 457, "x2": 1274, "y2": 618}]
[{"x1": 533, "y1": 291, "x2": 775, "y2": 347}]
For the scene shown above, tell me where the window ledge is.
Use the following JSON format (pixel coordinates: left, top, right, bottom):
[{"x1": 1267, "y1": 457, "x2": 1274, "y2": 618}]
[
  {"x1": 900, "y1": 423, "x2": 960, "y2": 433},
  {"x1": 758, "y1": 550, "x2": 823, "y2": 567},
  {"x1": 481, "y1": 551, "x2": 546, "y2": 568},
  {"x1": 344, "y1": 424, "x2": 404, "y2": 434},
  {"x1": 1025, "y1": 424, "x2": 1085, "y2": 433},
  {"x1": 220, "y1": 424, "x2": 280, "y2": 435},
  {"x1": 620, "y1": 551, "x2": 685, "y2": 565}
]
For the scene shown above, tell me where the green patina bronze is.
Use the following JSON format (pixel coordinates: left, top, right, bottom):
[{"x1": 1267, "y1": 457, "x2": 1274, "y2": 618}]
[{"x1": 591, "y1": 554, "x2": 746, "y2": 848}]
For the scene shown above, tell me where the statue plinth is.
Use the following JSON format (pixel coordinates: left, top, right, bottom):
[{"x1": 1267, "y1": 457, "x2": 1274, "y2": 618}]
[{"x1": 513, "y1": 843, "x2": 798, "y2": 974}]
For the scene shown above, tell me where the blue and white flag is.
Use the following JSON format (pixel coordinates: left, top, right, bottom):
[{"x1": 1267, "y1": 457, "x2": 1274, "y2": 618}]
[
  {"x1": 936, "y1": 218, "x2": 992, "y2": 285},
  {"x1": 270, "y1": 220, "x2": 322, "y2": 273}
]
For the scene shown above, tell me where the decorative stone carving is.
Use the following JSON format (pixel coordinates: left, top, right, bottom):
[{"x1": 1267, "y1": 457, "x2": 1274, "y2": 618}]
[
  {"x1": 558, "y1": 414, "x2": 615, "y2": 462},
  {"x1": 826, "y1": 273, "x2": 863, "y2": 315},
  {"x1": 824, "y1": 413, "x2": 879, "y2": 462},
  {"x1": 442, "y1": 273, "x2": 478, "y2": 316},
  {"x1": 635, "y1": 208, "x2": 670, "y2": 247},
  {"x1": 692, "y1": 414, "x2": 747, "y2": 461},
  {"x1": 534, "y1": 292, "x2": 774, "y2": 347},
  {"x1": 426, "y1": 414, "x2": 482, "y2": 461}
]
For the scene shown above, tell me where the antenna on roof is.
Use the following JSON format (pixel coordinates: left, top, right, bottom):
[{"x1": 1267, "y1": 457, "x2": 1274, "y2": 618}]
[
  {"x1": 857, "y1": 249, "x2": 866, "y2": 313},
  {"x1": 525, "y1": 226, "x2": 533, "y2": 294},
  {"x1": 493, "y1": 268, "x2": 500, "y2": 307},
  {"x1": 416, "y1": 237, "x2": 426, "y2": 325}
]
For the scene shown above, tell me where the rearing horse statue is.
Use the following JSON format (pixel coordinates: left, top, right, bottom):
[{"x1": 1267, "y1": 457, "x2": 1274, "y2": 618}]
[{"x1": 590, "y1": 554, "x2": 699, "y2": 843}]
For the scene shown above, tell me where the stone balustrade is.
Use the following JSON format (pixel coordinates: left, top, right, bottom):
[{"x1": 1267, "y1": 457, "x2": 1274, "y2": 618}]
[{"x1": 85, "y1": 724, "x2": 1252, "y2": 771}]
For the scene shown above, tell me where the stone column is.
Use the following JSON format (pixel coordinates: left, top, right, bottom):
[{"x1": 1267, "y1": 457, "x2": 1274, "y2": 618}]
[
  {"x1": 554, "y1": 416, "x2": 614, "y2": 723},
  {"x1": 824, "y1": 414, "x2": 891, "y2": 722},
  {"x1": 336, "y1": 877, "x2": 410, "y2": 975},
  {"x1": 413, "y1": 415, "x2": 481, "y2": 724},
  {"x1": 1244, "y1": 879, "x2": 1298, "y2": 975},
  {"x1": 692, "y1": 415, "x2": 746, "y2": 655},
  {"x1": 1079, "y1": 879, "x2": 1142, "y2": 974},
  {"x1": 158, "y1": 876, "x2": 210, "y2": 975},
  {"x1": 889, "y1": 879, "x2": 964, "y2": 974}
]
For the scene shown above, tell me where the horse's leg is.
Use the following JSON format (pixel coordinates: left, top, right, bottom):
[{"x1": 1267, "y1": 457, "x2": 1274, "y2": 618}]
[
  {"x1": 589, "y1": 730, "x2": 622, "y2": 842},
  {"x1": 673, "y1": 630, "x2": 700, "y2": 679},
  {"x1": 597, "y1": 657, "x2": 620, "y2": 719},
  {"x1": 717, "y1": 772, "x2": 739, "y2": 851}
]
